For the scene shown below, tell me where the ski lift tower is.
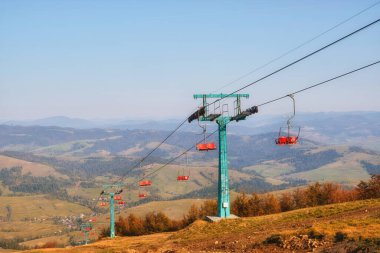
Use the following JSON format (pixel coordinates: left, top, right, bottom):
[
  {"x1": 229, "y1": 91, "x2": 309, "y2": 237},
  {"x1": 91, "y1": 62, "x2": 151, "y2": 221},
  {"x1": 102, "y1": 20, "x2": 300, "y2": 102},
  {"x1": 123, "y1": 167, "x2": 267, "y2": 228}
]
[
  {"x1": 101, "y1": 183, "x2": 123, "y2": 238},
  {"x1": 80, "y1": 222, "x2": 92, "y2": 245},
  {"x1": 188, "y1": 94, "x2": 258, "y2": 219}
]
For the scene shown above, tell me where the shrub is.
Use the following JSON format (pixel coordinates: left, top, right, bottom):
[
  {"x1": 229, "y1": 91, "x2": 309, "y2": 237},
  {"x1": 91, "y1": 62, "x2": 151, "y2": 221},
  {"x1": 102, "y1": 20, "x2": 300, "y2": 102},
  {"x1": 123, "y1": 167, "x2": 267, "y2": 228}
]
[
  {"x1": 334, "y1": 231, "x2": 348, "y2": 242},
  {"x1": 307, "y1": 229, "x2": 325, "y2": 240},
  {"x1": 40, "y1": 241, "x2": 58, "y2": 248},
  {"x1": 264, "y1": 234, "x2": 283, "y2": 245}
]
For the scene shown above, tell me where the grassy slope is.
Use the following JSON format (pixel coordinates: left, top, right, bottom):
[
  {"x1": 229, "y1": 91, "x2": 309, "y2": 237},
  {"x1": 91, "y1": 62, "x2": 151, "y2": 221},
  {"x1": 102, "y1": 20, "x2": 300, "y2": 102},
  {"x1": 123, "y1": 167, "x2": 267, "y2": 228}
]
[
  {"x1": 0, "y1": 155, "x2": 67, "y2": 179},
  {"x1": 247, "y1": 146, "x2": 380, "y2": 186},
  {"x1": 75, "y1": 163, "x2": 257, "y2": 205},
  {"x1": 120, "y1": 198, "x2": 207, "y2": 220},
  {"x1": 24, "y1": 198, "x2": 380, "y2": 253},
  {"x1": 20, "y1": 235, "x2": 70, "y2": 248},
  {"x1": 0, "y1": 222, "x2": 64, "y2": 241},
  {"x1": 0, "y1": 195, "x2": 93, "y2": 241},
  {"x1": 0, "y1": 195, "x2": 92, "y2": 220}
]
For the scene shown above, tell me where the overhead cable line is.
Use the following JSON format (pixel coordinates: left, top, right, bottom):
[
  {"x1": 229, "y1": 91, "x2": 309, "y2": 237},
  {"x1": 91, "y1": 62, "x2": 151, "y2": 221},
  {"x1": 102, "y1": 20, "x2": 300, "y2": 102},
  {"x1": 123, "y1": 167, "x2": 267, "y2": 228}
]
[
  {"x1": 130, "y1": 60, "x2": 380, "y2": 182},
  {"x1": 134, "y1": 130, "x2": 218, "y2": 183},
  {"x1": 211, "y1": 0, "x2": 380, "y2": 93},
  {"x1": 203, "y1": 18, "x2": 380, "y2": 111},
  {"x1": 90, "y1": 129, "x2": 217, "y2": 211},
  {"x1": 92, "y1": 18, "x2": 380, "y2": 211},
  {"x1": 257, "y1": 60, "x2": 380, "y2": 107},
  {"x1": 127, "y1": 17, "x2": 380, "y2": 181}
]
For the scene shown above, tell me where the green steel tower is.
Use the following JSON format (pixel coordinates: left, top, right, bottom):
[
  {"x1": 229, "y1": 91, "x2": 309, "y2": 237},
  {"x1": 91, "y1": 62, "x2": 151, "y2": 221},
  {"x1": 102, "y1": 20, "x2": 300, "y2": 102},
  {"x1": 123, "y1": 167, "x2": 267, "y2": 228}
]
[
  {"x1": 80, "y1": 222, "x2": 92, "y2": 245},
  {"x1": 189, "y1": 94, "x2": 258, "y2": 218},
  {"x1": 101, "y1": 183, "x2": 123, "y2": 238}
]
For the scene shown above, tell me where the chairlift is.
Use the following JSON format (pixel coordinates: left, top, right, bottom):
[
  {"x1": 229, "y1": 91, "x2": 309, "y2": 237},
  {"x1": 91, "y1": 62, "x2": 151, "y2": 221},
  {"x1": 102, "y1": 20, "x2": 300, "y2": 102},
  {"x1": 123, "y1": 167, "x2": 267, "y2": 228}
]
[
  {"x1": 138, "y1": 164, "x2": 152, "y2": 186},
  {"x1": 139, "y1": 180, "x2": 152, "y2": 187},
  {"x1": 100, "y1": 202, "x2": 107, "y2": 207},
  {"x1": 138, "y1": 192, "x2": 148, "y2": 198},
  {"x1": 137, "y1": 166, "x2": 151, "y2": 198},
  {"x1": 114, "y1": 195, "x2": 122, "y2": 200},
  {"x1": 177, "y1": 154, "x2": 190, "y2": 181},
  {"x1": 275, "y1": 94, "x2": 301, "y2": 145},
  {"x1": 196, "y1": 123, "x2": 216, "y2": 151}
]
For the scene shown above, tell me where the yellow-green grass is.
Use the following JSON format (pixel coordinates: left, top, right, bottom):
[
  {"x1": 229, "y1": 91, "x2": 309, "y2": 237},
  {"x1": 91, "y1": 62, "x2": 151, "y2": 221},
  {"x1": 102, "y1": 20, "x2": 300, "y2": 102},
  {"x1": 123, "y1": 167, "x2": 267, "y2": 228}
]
[
  {"x1": 264, "y1": 177, "x2": 286, "y2": 185},
  {"x1": 110, "y1": 163, "x2": 255, "y2": 201},
  {"x1": 20, "y1": 235, "x2": 71, "y2": 248},
  {"x1": 242, "y1": 160, "x2": 294, "y2": 178},
  {"x1": 0, "y1": 155, "x2": 67, "y2": 179},
  {"x1": 120, "y1": 198, "x2": 208, "y2": 220},
  {"x1": 284, "y1": 161, "x2": 370, "y2": 185},
  {"x1": 171, "y1": 199, "x2": 380, "y2": 244},
  {"x1": 0, "y1": 248, "x2": 18, "y2": 253},
  {"x1": 283, "y1": 150, "x2": 377, "y2": 185},
  {"x1": 66, "y1": 187, "x2": 102, "y2": 201},
  {"x1": 243, "y1": 146, "x2": 380, "y2": 186},
  {"x1": 0, "y1": 195, "x2": 92, "y2": 220},
  {"x1": 0, "y1": 182, "x2": 13, "y2": 196},
  {"x1": 355, "y1": 137, "x2": 380, "y2": 152},
  {"x1": 0, "y1": 221, "x2": 64, "y2": 240}
]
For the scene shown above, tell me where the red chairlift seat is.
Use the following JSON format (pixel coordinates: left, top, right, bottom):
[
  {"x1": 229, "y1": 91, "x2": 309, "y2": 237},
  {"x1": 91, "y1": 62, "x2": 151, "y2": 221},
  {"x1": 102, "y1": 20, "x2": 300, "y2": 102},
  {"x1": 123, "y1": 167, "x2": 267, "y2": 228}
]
[
  {"x1": 275, "y1": 125, "x2": 300, "y2": 146},
  {"x1": 196, "y1": 142, "x2": 216, "y2": 151},
  {"x1": 275, "y1": 95, "x2": 300, "y2": 146},
  {"x1": 287, "y1": 136, "x2": 298, "y2": 145},
  {"x1": 114, "y1": 195, "x2": 122, "y2": 200},
  {"x1": 275, "y1": 136, "x2": 287, "y2": 145},
  {"x1": 207, "y1": 143, "x2": 216, "y2": 150},
  {"x1": 139, "y1": 180, "x2": 152, "y2": 187},
  {"x1": 177, "y1": 175, "x2": 190, "y2": 181},
  {"x1": 117, "y1": 201, "x2": 125, "y2": 205},
  {"x1": 138, "y1": 193, "x2": 147, "y2": 198},
  {"x1": 276, "y1": 135, "x2": 299, "y2": 145},
  {"x1": 100, "y1": 202, "x2": 107, "y2": 207}
]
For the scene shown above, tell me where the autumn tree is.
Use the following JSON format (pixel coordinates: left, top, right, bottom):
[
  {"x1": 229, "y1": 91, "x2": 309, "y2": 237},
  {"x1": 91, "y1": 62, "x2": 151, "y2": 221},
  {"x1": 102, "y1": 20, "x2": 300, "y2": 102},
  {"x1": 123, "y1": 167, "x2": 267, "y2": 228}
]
[
  {"x1": 127, "y1": 214, "x2": 145, "y2": 236},
  {"x1": 144, "y1": 212, "x2": 172, "y2": 233},
  {"x1": 356, "y1": 174, "x2": 380, "y2": 199},
  {"x1": 183, "y1": 204, "x2": 200, "y2": 225},
  {"x1": 279, "y1": 192, "x2": 294, "y2": 212},
  {"x1": 199, "y1": 200, "x2": 217, "y2": 217},
  {"x1": 231, "y1": 193, "x2": 249, "y2": 217},
  {"x1": 262, "y1": 194, "x2": 281, "y2": 214},
  {"x1": 115, "y1": 215, "x2": 129, "y2": 235},
  {"x1": 292, "y1": 188, "x2": 307, "y2": 209},
  {"x1": 248, "y1": 193, "x2": 263, "y2": 216}
]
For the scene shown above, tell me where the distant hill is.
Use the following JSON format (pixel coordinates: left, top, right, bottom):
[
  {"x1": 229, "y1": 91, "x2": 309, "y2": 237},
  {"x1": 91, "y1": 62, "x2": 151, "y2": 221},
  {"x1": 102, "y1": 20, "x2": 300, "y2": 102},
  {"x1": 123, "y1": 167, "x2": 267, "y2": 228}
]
[
  {"x1": 0, "y1": 123, "x2": 379, "y2": 202},
  {"x1": 2, "y1": 112, "x2": 380, "y2": 136},
  {"x1": 2, "y1": 111, "x2": 380, "y2": 151},
  {"x1": 3, "y1": 116, "x2": 97, "y2": 129},
  {"x1": 0, "y1": 112, "x2": 379, "y2": 204}
]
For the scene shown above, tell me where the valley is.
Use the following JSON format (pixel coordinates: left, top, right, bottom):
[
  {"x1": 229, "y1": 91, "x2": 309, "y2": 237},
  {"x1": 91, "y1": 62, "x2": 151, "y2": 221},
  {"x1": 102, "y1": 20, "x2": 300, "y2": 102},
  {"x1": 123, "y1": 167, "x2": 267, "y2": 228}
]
[{"x1": 0, "y1": 112, "x2": 379, "y2": 250}]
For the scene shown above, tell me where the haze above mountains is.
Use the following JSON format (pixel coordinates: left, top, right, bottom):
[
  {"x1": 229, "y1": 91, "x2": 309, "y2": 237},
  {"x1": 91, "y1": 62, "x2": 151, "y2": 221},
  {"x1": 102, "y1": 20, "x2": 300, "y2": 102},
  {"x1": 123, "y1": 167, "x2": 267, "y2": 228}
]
[
  {"x1": 2, "y1": 111, "x2": 380, "y2": 130},
  {"x1": 2, "y1": 111, "x2": 380, "y2": 147}
]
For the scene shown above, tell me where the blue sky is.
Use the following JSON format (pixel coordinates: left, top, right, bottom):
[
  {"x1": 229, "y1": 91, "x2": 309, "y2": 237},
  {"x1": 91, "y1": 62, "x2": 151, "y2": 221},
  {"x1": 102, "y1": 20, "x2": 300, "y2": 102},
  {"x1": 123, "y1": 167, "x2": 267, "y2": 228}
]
[{"x1": 1, "y1": 0, "x2": 379, "y2": 120}]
